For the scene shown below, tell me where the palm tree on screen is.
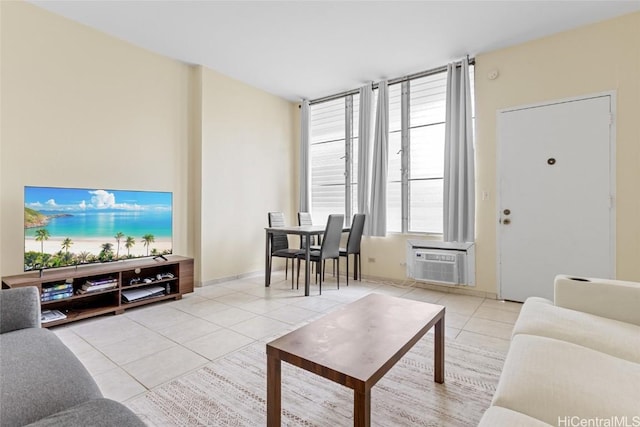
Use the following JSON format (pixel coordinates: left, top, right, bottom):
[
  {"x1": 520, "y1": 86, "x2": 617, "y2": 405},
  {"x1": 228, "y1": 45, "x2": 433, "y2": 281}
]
[
  {"x1": 114, "y1": 232, "x2": 124, "y2": 259},
  {"x1": 35, "y1": 228, "x2": 50, "y2": 254},
  {"x1": 61, "y1": 238, "x2": 73, "y2": 253},
  {"x1": 77, "y1": 251, "x2": 90, "y2": 264},
  {"x1": 142, "y1": 234, "x2": 155, "y2": 256},
  {"x1": 125, "y1": 236, "x2": 135, "y2": 257}
]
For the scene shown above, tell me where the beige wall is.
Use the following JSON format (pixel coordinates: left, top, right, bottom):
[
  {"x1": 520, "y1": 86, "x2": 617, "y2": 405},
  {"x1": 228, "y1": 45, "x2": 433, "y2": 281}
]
[
  {"x1": 473, "y1": 12, "x2": 640, "y2": 294},
  {"x1": 357, "y1": 234, "x2": 438, "y2": 283},
  {"x1": 0, "y1": 2, "x2": 192, "y2": 275},
  {"x1": 198, "y1": 67, "x2": 298, "y2": 284},
  {"x1": 0, "y1": 2, "x2": 298, "y2": 283}
]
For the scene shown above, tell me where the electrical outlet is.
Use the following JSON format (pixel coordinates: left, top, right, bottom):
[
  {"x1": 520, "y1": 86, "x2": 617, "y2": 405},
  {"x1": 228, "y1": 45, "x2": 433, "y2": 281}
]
[{"x1": 368, "y1": 257, "x2": 376, "y2": 263}]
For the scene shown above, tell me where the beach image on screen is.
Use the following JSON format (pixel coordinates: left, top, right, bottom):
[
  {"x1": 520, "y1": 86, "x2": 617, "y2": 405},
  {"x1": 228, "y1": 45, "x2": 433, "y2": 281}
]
[{"x1": 24, "y1": 187, "x2": 172, "y2": 270}]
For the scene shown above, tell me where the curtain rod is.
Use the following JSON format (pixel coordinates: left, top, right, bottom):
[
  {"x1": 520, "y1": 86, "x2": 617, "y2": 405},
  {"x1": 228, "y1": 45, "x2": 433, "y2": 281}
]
[{"x1": 308, "y1": 57, "x2": 475, "y2": 106}]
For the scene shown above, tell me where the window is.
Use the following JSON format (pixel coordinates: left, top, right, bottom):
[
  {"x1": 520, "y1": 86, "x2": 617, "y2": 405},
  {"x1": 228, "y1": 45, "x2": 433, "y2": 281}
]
[
  {"x1": 309, "y1": 94, "x2": 359, "y2": 226},
  {"x1": 386, "y1": 72, "x2": 449, "y2": 233},
  {"x1": 308, "y1": 64, "x2": 474, "y2": 234},
  {"x1": 408, "y1": 73, "x2": 448, "y2": 233}
]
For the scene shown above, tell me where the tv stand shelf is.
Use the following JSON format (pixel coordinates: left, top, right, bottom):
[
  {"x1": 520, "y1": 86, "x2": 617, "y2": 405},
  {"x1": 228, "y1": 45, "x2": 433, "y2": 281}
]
[{"x1": 2, "y1": 255, "x2": 194, "y2": 327}]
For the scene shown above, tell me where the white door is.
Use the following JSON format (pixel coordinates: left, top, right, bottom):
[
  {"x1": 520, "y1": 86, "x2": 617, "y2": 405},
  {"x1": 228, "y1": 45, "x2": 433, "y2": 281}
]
[{"x1": 498, "y1": 95, "x2": 614, "y2": 302}]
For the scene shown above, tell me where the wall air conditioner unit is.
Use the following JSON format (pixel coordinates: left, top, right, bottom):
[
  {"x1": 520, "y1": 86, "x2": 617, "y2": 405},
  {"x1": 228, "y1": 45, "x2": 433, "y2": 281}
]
[{"x1": 407, "y1": 240, "x2": 475, "y2": 286}]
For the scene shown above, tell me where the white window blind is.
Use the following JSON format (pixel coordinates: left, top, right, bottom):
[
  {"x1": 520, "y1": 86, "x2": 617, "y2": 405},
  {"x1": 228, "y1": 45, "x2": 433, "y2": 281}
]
[{"x1": 309, "y1": 95, "x2": 359, "y2": 226}]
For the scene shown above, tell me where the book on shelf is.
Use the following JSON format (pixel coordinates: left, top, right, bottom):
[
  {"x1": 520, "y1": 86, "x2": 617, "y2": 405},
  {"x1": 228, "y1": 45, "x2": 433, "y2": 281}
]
[
  {"x1": 76, "y1": 285, "x2": 118, "y2": 295},
  {"x1": 42, "y1": 285, "x2": 73, "y2": 296},
  {"x1": 41, "y1": 309, "x2": 67, "y2": 323},
  {"x1": 84, "y1": 277, "x2": 118, "y2": 287},
  {"x1": 42, "y1": 283, "x2": 73, "y2": 292},
  {"x1": 41, "y1": 291, "x2": 73, "y2": 302},
  {"x1": 82, "y1": 280, "x2": 118, "y2": 291}
]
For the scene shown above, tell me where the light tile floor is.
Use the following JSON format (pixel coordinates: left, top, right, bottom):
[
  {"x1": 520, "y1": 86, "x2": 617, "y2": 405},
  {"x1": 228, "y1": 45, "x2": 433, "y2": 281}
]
[{"x1": 53, "y1": 272, "x2": 522, "y2": 403}]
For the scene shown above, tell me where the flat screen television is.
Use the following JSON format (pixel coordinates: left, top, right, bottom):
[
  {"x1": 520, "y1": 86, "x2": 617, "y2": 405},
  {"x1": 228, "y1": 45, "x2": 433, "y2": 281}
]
[{"x1": 24, "y1": 186, "x2": 172, "y2": 271}]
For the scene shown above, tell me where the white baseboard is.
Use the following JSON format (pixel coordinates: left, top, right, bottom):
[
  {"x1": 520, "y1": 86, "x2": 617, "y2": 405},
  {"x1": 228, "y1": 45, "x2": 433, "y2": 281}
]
[{"x1": 196, "y1": 267, "x2": 499, "y2": 300}]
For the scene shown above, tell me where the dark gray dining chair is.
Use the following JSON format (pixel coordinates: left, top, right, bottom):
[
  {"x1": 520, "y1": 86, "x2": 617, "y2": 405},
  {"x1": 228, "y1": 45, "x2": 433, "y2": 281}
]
[
  {"x1": 268, "y1": 212, "x2": 301, "y2": 288},
  {"x1": 297, "y1": 212, "x2": 317, "y2": 250},
  {"x1": 339, "y1": 213, "x2": 365, "y2": 286},
  {"x1": 296, "y1": 214, "x2": 344, "y2": 295},
  {"x1": 297, "y1": 212, "x2": 318, "y2": 279}
]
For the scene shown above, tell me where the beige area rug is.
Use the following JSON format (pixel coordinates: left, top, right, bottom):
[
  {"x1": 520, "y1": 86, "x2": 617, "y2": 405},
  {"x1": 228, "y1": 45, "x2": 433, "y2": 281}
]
[{"x1": 127, "y1": 337, "x2": 504, "y2": 426}]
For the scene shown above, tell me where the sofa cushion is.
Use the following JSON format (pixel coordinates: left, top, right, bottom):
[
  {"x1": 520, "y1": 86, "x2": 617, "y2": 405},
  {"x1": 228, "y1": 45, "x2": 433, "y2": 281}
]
[
  {"x1": 478, "y1": 406, "x2": 553, "y2": 427},
  {"x1": 25, "y1": 398, "x2": 146, "y2": 427},
  {"x1": 0, "y1": 287, "x2": 41, "y2": 333},
  {"x1": 0, "y1": 328, "x2": 102, "y2": 426},
  {"x1": 492, "y1": 334, "x2": 640, "y2": 425},
  {"x1": 512, "y1": 297, "x2": 640, "y2": 363}
]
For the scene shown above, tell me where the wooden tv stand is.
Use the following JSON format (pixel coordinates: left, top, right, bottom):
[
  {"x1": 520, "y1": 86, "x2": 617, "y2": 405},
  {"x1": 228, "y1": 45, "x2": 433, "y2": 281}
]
[{"x1": 1, "y1": 255, "x2": 194, "y2": 327}]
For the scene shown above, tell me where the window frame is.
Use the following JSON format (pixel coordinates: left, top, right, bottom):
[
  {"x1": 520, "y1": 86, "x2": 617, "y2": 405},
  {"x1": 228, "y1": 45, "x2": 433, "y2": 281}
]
[{"x1": 308, "y1": 63, "x2": 473, "y2": 235}]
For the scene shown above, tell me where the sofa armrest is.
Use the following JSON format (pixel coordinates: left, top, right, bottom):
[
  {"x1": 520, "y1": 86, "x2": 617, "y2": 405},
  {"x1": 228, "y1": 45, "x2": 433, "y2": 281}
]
[
  {"x1": 554, "y1": 275, "x2": 640, "y2": 326},
  {"x1": 0, "y1": 287, "x2": 41, "y2": 333}
]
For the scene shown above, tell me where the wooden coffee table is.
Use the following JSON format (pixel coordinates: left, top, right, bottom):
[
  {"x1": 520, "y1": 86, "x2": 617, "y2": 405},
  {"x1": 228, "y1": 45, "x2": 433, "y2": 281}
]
[{"x1": 266, "y1": 293, "x2": 445, "y2": 426}]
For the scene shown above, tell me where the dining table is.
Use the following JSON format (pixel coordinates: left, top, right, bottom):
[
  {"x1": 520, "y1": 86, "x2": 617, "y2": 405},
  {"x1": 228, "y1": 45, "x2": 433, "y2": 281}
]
[{"x1": 265, "y1": 225, "x2": 348, "y2": 296}]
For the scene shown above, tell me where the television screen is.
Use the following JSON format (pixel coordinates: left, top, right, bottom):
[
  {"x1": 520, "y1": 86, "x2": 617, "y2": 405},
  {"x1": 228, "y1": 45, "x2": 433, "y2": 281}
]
[{"x1": 24, "y1": 186, "x2": 172, "y2": 271}]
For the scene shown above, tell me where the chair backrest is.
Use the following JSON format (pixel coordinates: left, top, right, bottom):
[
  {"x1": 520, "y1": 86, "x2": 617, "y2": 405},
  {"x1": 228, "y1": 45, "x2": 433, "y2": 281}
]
[
  {"x1": 320, "y1": 214, "x2": 344, "y2": 260},
  {"x1": 346, "y1": 214, "x2": 365, "y2": 254},
  {"x1": 268, "y1": 212, "x2": 289, "y2": 252},
  {"x1": 298, "y1": 212, "x2": 312, "y2": 226},
  {"x1": 297, "y1": 212, "x2": 315, "y2": 247}
]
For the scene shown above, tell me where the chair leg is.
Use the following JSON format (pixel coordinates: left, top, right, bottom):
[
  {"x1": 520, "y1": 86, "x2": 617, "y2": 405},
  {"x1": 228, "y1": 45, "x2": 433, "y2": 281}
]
[
  {"x1": 285, "y1": 259, "x2": 288, "y2": 280},
  {"x1": 346, "y1": 255, "x2": 349, "y2": 286},
  {"x1": 319, "y1": 261, "x2": 322, "y2": 295},
  {"x1": 296, "y1": 259, "x2": 300, "y2": 290},
  {"x1": 352, "y1": 253, "x2": 356, "y2": 281},
  {"x1": 336, "y1": 257, "x2": 340, "y2": 290}
]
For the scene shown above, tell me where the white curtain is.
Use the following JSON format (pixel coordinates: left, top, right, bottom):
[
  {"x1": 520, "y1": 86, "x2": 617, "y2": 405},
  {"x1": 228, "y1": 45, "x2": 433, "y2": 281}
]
[
  {"x1": 358, "y1": 84, "x2": 374, "y2": 235},
  {"x1": 443, "y1": 60, "x2": 475, "y2": 243},
  {"x1": 369, "y1": 81, "x2": 389, "y2": 237},
  {"x1": 299, "y1": 100, "x2": 311, "y2": 213}
]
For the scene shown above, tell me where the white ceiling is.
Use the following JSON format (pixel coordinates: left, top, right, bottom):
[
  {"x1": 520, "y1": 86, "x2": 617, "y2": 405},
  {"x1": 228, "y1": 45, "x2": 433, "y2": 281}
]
[{"x1": 29, "y1": 1, "x2": 640, "y2": 102}]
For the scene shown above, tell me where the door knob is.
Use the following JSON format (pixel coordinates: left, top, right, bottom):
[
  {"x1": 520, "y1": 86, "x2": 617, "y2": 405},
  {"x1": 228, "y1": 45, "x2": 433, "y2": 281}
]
[{"x1": 503, "y1": 218, "x2": 511, "y2": 225}]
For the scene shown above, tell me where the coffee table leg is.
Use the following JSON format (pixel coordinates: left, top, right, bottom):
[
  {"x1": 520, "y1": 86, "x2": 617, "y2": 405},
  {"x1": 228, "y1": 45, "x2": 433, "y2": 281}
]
[
  {"x1": 267, "y1": 354, "x2": 281, "y2": 426},
  {"x1": 354, "y1": 387, "x2": 371, "y2": 427},
  {"x1": 434, "y1": 315, "x2": 445, "y2": 384}
]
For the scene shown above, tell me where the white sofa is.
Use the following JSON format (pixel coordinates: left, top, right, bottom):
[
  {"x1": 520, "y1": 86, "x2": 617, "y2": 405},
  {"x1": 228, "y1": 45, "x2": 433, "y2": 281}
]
[{"x1": 478, "y1": 275, "x2": 640, "y2": 427}]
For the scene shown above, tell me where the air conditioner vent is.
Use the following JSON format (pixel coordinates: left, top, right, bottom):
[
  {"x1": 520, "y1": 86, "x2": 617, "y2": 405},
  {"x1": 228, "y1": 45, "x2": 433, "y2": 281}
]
[{"x1": 407, "y1": 241, "x2": 475, "y2": 286}]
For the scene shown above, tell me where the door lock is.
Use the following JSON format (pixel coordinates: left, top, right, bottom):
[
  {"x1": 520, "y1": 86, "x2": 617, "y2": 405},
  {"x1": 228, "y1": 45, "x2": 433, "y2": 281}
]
[
  {"x1": 503, "y1": 209, "x2": 511, "y2": 215},
  {"x1": 503, "y1": 218, "x2": 511, "y2": 225}
]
